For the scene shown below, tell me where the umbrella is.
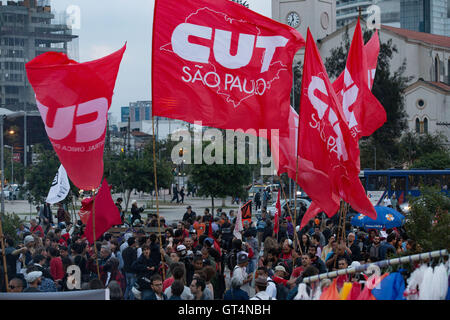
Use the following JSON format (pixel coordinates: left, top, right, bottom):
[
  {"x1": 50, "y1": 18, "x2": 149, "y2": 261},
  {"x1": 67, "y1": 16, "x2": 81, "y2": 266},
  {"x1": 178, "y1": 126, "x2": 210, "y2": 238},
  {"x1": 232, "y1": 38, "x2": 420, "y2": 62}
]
[{"x1": 351, "y1": 206, "x2": 405, "y2": 230}]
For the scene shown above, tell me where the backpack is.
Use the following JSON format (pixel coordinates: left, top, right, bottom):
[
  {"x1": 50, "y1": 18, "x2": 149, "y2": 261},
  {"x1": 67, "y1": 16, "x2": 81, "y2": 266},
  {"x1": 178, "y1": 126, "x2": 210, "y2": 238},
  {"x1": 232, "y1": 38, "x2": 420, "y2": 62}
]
[
  {"x1": 267, "y1": 279, "x2": 288, "y2": 300},
  {"x1": 226, "y1": 250, "x2": 238, "y2": 272},
  {"x1": 275, "y1": 282, "x2": 289, "y2": 300}
]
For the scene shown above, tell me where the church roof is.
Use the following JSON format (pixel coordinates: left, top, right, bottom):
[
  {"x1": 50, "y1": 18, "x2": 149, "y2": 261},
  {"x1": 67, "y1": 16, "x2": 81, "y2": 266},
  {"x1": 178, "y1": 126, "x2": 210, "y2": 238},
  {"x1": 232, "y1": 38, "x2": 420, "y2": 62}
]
[
  {"x1": 381, "y1": 25, "x2": 450, "y2": 49},
  {"x1": 318, "y1": 19, "x2": 450, "y2": 50},
  {"x1": 405, "y1": 79, "x2": 450, "y2": 94}
]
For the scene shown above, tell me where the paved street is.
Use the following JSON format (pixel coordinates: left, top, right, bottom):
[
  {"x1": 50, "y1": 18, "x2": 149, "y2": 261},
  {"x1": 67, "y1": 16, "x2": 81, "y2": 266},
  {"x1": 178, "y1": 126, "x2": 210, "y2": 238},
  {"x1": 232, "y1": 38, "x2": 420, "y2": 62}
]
[{"x1": 4, "y1": 191, "x2": 243, "y2": 225}]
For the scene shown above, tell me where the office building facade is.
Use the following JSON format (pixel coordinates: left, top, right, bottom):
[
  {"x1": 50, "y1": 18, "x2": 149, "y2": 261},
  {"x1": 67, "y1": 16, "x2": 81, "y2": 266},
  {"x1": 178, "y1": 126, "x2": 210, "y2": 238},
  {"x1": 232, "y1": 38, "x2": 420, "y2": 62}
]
[{"x1": 0, "y1": 0, "x2": 78, "y2": 110}]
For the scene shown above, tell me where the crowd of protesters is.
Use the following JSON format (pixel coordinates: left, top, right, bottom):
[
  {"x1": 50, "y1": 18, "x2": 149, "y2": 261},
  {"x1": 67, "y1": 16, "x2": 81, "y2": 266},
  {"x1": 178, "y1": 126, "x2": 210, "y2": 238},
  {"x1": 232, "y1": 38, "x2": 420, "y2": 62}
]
[{"x1": 0, "y1": 193, "x2": 419, "y2": 300}]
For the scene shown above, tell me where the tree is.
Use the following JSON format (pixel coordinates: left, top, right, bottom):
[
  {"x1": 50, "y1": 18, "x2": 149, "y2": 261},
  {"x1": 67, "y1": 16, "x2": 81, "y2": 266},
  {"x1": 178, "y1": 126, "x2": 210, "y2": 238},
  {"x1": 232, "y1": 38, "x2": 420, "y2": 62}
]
[
  {"x1": 103, "y1": 141, "x2": 173, "y2": 212},
  {"x1": 404, "y1": 186, "x2": 450, "y2": 252},
  {"x1": 24, "y1": 144, "x2": 78, "y2": 205},
  {"x1": 324, "y1": 25, "x2": 412, "y2": 169},
  {"x1": 190, "y1": 141, "x2": 254, "y2": 214},
  {"x1": 398, "y1": 132, "x2": 450, "y2": 169}
]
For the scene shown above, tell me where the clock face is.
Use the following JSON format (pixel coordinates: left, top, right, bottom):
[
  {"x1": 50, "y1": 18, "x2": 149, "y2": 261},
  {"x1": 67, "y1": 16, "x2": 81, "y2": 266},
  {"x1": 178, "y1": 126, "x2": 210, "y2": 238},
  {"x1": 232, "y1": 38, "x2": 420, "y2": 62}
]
[{"x1": 287, "y1": 11, "x2": 300, "y2": 28}]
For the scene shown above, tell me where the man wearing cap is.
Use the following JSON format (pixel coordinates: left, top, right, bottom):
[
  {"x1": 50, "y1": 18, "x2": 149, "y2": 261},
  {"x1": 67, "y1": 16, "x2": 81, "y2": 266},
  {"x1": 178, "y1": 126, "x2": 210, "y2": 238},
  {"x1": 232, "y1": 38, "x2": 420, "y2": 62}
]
[
  {"x1": 250, "y1": 276, "x2": 275, "y2": 300},
  {"x1": 231, "y1": 251, "x2": 253, "y2": 296},
  {"x1": 182, "y1": 206, "x2": 196, "y2": 223},
  {"x1": 24, "y1": 269, "x2": 43, "y2": 292}
]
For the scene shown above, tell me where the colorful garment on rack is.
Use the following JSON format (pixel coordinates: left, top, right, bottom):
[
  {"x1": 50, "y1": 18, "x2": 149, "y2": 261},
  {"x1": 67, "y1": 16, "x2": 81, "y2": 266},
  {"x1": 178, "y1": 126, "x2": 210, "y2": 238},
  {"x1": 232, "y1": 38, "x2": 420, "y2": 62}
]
[
  {"x1": 372, "y1": 272, "x2": 405, "y2": 300},
  {"x1": 320, "y1": 278, "x2": 340, "y2": 300},
  {"x1": 340, "y1": 282, "x2": 352, "y2": 300},
  {"x1": 347, "y1": 282, "x2": 362, "y2": 300}
]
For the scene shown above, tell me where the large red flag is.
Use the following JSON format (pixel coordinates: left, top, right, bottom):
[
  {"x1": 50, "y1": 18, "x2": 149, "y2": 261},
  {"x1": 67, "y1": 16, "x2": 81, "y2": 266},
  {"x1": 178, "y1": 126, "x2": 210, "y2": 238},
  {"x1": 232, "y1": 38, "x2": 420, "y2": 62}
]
[
  {"x1": 300, "y1": 26, "x2": 385, "y2": 227},
  {"x1": 26, "y1": 45, "x2": 126, "y2": 190},
  {"x1": 297, "y1": 29, "x2": 376, "y2": 228},
  {"x1": 152, "y1": 0, "x2": 305, "y2": 138},
  {"x1": 84, "y1": 179, "x2": 122, "y2": 244}
]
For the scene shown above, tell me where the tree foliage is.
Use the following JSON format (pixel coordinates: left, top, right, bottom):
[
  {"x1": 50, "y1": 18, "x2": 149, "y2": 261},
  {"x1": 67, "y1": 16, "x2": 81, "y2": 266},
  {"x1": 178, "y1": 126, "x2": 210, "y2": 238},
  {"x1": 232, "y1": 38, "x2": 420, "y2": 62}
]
[
  {"x1": 404, "y1": 186, "x2": 450, "y2": 251},
  {"x1": 24, "y1": 144, "x2": 78, "y2": 204},
  {"x1": 190, "y1": 140, "x2": 254, "y2": 214},
  {"x1": 104, "y1": 141, "x2": 173, "y2": 212},
  {"x1": 398, "y1": 132, "x2": 450, "y2": 169}
]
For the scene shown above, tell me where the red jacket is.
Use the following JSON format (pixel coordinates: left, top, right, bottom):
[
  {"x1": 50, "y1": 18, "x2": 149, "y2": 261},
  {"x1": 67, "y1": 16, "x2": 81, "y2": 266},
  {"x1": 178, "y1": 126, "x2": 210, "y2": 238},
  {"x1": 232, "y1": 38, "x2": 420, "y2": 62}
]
[{"x1": 50, "y1": 257, "x2": 65, "y2": 281}]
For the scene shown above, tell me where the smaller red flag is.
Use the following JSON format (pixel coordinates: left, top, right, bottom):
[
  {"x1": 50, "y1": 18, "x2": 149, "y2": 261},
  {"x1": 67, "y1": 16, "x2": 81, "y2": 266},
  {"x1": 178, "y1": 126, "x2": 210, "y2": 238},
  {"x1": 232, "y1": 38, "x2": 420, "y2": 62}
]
[{"x1": 85, "y1": 179, "x2": 122, "y2": 244}]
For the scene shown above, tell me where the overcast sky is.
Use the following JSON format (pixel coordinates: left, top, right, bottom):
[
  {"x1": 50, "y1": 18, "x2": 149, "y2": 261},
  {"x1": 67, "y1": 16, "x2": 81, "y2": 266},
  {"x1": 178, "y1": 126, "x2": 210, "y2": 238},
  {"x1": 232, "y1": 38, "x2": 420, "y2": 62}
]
[{"x1": 50, "y1": 0, "x2": 272, "y2": 123}]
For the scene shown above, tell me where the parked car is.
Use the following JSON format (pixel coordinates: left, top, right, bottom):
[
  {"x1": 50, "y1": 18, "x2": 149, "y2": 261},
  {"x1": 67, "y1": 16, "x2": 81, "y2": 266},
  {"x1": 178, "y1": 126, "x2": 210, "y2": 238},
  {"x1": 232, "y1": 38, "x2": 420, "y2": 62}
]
[
  {"x1": 257, "y1": 197, "x2": 311, "y2": 217},
  {"x1": 8, "y1": 184, "x2": 21, "y2": 200},
  {"x1": 247, "y1": 185, "x2": 268, "y2": 199}
]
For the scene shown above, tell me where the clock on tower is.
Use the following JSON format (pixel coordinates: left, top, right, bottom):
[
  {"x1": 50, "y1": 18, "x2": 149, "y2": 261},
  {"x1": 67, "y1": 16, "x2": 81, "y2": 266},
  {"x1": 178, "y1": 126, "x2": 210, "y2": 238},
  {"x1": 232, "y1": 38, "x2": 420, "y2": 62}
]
[{"x1": 272, "y1": 0, "x2": 336, "y2": 43}]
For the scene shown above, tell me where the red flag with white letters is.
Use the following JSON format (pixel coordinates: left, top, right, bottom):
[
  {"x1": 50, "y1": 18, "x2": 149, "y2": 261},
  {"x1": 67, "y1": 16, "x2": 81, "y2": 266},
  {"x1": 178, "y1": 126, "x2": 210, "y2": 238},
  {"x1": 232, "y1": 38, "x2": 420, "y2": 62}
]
[
  {"x1": 297, "y1": 29, "x2": 376, "y2": 225},
  {"x1": 152, "y1": 0, "x2": 305, "y2": 137},
  {"x1": 26, "y1": 45, "x2": 126, "y2": 190},
  {"x1": 332, "y1": 21, "x2": 386, "y2": 140},
  {"x1": 301, "y1": 25, "x2": 384, "y2": 227}
]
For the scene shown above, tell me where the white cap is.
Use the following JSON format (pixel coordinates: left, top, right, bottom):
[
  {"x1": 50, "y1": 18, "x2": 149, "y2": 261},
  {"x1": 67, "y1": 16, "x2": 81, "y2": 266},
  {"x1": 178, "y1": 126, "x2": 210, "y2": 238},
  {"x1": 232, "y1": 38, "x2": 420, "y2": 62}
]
[
  {"x1": 25, "y1": 271, "x2": 42, "y2": 283},
  {"x1": 176, "y1": 244, "x2": 186, "y2": 252}
]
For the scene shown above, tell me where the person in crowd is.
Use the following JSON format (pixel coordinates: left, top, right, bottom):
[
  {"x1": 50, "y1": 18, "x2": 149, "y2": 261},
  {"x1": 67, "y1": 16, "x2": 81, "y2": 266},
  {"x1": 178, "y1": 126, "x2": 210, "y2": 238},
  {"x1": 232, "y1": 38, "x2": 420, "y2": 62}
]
[
  {"x1": 251, "y1": 276, "x2": 275, "y2": 300},
  {"x1": 190, "y1": 277, "x2": 207, "y2": 300},
  {"x1": 130, "y1": 200, "x2": 143, "y2": 226},
  {"x1": 168, "y1": 280, "x2": 185, "y2": 300},
  {"x1": 142, "y1": 274, "x2": 167, "y2": 300},
  {"x1": 223, "y1": 276, "x2": 249, "y2": 300}
]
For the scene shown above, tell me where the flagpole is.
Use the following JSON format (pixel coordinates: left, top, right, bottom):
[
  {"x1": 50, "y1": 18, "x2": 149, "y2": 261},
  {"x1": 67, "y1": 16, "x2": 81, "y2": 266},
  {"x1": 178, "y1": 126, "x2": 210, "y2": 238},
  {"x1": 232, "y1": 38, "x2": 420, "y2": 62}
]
[
  {"x1": 92, "y1": 189, "x2": 100, "y2": 280},
  {"x1": 152, "y1": 115, "x2": 165, "y2": 281},
  {"x1": 0, "y1": 216, "x2": 9, "y2": 292}
]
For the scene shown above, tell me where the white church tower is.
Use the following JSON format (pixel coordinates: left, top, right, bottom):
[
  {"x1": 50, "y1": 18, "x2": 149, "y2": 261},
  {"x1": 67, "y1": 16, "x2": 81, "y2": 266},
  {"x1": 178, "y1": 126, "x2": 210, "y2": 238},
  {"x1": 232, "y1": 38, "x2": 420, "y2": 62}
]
[{"x1": 272, "y1": 0, "x2": 337, "y2": 58}]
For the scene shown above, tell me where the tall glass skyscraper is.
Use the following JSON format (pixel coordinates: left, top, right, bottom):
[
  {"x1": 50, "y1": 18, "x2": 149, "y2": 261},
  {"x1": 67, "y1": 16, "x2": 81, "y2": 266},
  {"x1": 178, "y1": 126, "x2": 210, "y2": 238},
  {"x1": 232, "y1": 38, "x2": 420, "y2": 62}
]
[
  {"x1": 336, "y1": 0, "x2": 401, "y2": 28},
  {"x1": 401, "y1": 0, "x2": 449, "y2": 36}
]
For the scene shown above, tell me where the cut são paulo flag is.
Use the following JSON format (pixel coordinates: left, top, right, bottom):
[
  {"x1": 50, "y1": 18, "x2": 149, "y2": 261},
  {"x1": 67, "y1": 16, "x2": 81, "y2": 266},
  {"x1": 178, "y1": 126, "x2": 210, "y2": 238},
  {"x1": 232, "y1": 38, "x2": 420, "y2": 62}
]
[
  {"x1": 152, "y1": 0, "x2": 305, "y2": 138},
  {"x1": 273, "y1": 29, "x2": 383, "y2": 194},
  {"x1": 26, "y1": 44, "x2": 126, "y2": 190},
  {"x1": 300, "y1": 23, "x2": 385, "y2": 228},
  {"x1": 297, "y1": 29, "x2": 376, "y2": 228}
]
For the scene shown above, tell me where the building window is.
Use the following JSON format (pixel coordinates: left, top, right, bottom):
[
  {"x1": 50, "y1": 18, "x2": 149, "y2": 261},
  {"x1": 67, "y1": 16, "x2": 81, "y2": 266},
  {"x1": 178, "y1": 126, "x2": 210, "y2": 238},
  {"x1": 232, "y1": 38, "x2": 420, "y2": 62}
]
[
  {"x1": 417, "y1": 99, "x2": 426, "y2": 109},
  {"x1": 415, "y1": 118, "x2": 420, "y2": 133},
  {"x1": 435, "y1": 56, "x2": 439, "y2": 81},
  {"x1": 423, "y1": 117, "x2": 428, "y2": 134}
]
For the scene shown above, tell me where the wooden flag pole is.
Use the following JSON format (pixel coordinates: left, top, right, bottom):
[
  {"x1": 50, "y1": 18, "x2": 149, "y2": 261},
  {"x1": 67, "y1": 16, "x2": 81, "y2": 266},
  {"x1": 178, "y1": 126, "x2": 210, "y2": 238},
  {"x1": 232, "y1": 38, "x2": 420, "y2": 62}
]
[
  {"x1": 0, "y1": 215, "x2": 9, "y2": 292},
  {"x1": 152, "y1": 115, "x2": 165, "y2": 281},
  {"x1": 91, "y1": 189, "x2": 100, "y2": 280}
]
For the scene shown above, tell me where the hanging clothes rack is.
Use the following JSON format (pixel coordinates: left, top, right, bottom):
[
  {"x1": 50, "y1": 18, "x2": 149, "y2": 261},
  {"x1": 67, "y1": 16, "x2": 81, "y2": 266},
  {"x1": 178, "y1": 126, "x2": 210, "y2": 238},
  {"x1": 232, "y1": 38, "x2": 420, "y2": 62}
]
[{"x1": 302, "y1": 249, "x2": 449, "y2": 284}]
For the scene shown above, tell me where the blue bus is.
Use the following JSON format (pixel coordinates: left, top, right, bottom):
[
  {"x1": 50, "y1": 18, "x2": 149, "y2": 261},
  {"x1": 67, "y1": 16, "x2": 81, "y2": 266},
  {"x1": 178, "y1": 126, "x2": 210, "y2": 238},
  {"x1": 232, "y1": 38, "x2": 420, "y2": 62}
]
[{"x1": 359, "y1": 169, "x2": 450, "y2": 205}]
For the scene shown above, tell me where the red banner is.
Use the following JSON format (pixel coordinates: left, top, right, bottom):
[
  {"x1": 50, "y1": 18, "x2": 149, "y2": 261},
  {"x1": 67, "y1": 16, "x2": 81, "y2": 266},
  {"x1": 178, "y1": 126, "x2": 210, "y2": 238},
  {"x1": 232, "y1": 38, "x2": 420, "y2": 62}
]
[
  {"x1": 26, "y1": 45, "x2": 126, "y2": 190},
  {"x1": 297, "y1": 29, "x2": 376, "y2": 223},
  {"x1": 152, "y1": 0, "x2": 305, "y2": 137}
]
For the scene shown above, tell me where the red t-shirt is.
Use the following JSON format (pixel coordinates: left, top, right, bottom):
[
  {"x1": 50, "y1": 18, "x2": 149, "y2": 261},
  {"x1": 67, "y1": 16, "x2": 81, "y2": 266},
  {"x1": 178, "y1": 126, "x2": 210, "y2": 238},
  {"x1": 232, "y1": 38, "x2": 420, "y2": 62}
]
[
  {"x1": 292, "y1": 266, "x2": 304, "y2": 278},
  {"x1": 30, "y1": 225, "x2": 44, "y2": 238},
  {"x1": 50, "y1": 257, "x2": 65, "y2": 281}
]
